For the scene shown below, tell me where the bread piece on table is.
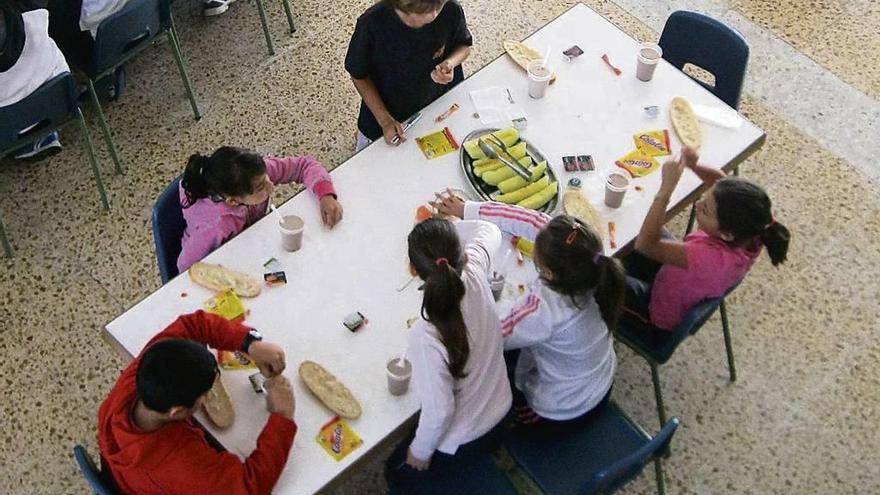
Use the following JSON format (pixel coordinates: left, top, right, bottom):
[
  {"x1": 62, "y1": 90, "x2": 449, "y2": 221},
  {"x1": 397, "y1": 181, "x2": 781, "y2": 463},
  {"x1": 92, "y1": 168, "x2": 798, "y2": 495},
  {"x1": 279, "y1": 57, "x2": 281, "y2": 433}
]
[
  {"x1": 299, "y1": 361, "x2": 362, "y2": 419},
  {"x1": 503, "y1": 40, "x2": 557, "y2": 84},
  {"x1": 670, "y1": 97, "x2": 703, "y2": 149},
  {"x1": 203, "y1": 376, "x2": 235, "y2": 429},
  {"x1": 189, "y1": 262, "x2": 261, "y2": 298},
  {"x1": 563, "y1": 189, "x2": 603, "y2": 238}
]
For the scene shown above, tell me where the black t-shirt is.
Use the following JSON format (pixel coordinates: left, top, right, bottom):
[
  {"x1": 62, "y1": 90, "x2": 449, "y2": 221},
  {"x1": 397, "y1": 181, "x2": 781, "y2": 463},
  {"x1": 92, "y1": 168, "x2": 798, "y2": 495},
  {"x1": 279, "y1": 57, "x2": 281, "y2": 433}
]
[{"x1": 345, "y1": 1, "x2": 472, "y2": 140}]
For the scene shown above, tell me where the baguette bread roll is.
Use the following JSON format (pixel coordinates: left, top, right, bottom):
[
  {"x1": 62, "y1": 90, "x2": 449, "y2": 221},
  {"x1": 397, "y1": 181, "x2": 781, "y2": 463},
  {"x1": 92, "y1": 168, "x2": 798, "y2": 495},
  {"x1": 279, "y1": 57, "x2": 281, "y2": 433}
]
[
  {"x1": 189, "y1": 262, "x2": 261, "y2": 298},
  {"x1": 299, "y1": 361, "x2": 362, "y2": 419},
  {"x1": 203, "y1": 376, "x2": 235, "y2": 429},
  {"x1": 503, "y1": 40, "x2": 557, "y2": 84},
  {"x1": 670, "y1": 97, "x2": 703, "y2": 149}
]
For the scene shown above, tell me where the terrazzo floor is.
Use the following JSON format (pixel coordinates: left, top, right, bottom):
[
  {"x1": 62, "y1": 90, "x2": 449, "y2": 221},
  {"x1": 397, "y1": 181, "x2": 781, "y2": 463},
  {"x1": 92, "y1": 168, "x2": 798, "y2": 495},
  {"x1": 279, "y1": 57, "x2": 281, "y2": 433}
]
[{"x1": 1, "y1": 0, "x2": 878, "y2": 494}]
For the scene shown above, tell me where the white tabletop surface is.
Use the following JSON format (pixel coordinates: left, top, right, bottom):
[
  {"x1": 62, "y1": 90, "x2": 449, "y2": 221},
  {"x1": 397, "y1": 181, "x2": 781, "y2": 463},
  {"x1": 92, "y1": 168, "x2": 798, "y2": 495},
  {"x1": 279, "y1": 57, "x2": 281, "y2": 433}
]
[{"x1": 104, "y1": 3, "x2": 764, "y2": 494}]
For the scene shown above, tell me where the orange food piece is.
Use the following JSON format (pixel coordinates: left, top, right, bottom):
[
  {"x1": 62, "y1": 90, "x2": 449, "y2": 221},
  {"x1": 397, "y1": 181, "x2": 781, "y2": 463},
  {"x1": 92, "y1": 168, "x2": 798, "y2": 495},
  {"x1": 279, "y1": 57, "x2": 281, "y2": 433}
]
[{"x1": 416, "y1": 205, "x2": 433, "y2": 222}]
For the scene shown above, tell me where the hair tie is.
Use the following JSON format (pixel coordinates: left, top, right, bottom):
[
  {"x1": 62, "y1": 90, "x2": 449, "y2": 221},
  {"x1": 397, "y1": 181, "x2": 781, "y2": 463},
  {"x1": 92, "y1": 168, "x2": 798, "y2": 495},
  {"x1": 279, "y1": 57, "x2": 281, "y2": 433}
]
[
  {"x1": 765, "y1": 219, "x2": 777, "y2": 230},
  {"x1": 593, "y1": 253, "x2": 602, "y2": 265},
  {"x1": 435, "y1": 257, "x2": 449, "y2": 267},
  {"x1": 565, "y1": 224, "x2": 579, "y2": 245}
]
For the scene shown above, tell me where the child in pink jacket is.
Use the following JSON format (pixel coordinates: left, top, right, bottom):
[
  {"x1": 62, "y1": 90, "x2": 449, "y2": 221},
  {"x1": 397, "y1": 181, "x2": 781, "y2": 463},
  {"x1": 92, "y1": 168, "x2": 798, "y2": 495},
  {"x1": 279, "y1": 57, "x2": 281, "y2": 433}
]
[{"x1": 177, "y1": 146, "x2": 343, "y2": 272}]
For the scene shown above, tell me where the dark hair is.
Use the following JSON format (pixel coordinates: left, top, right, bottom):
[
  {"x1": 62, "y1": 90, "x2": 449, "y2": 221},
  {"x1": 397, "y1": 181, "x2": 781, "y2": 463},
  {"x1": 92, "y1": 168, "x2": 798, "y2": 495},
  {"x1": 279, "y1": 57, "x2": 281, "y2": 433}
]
[
  {"x1": 181, "y1": 146, "x2": 266, "y2": 207},
  {"x1": 534, "y1": 216, "x2": 626, "y2": 330},
  {"x1": 384, "y1": 0, "x2": 447, "y2": 14},
  {"x1": 136, "y1": 339, "x2": 218, "y2": 413},
  {"x1": 408, "y1": 218, "x2": 469, "y2": 379},
  {"x1": 713, "y1": 177, "x2": 790, "y2": 266},
  {"x1": 0, "y1": 4, "x2": 25, "y2": 73}
]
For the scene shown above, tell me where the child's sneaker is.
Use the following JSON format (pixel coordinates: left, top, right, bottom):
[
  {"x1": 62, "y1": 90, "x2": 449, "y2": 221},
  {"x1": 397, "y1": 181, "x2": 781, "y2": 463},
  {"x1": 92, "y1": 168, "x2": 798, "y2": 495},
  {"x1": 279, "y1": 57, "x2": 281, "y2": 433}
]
[
  {"x1": 203, "y1": 0, "x2": 233, "y2": 17},
  {"x1": 14, "y1": 131, "x2": 62, "y2": 161}
]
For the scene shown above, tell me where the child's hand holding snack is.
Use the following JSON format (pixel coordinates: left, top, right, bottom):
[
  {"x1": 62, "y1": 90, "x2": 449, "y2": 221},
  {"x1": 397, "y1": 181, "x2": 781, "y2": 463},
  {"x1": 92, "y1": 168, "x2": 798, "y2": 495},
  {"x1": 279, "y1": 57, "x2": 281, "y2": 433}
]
[
  {"x1": 433, "y1": 188, "x2": 465, "y2": 219},
  {"x1": 681, "y1": 146, "x2": 699, "y2": 170},
  {"x1": 320, "y1": 196, "x2": 344, "y2": 228},
  {"x1": 431, "y1": 60, "x2": 455, "y2": 85},
  {"x1": 265, "y1": 375, "x2": 296, "y2": 420},
  {"x1": 658, "y1": 155, "x2": 686, "y2": 200},
  {"x1": 247, "y1": 341, "x2": 287, "y2": 377},
  {"x1": 380, "y1": 116, "x2": 407, "y2": 145}
]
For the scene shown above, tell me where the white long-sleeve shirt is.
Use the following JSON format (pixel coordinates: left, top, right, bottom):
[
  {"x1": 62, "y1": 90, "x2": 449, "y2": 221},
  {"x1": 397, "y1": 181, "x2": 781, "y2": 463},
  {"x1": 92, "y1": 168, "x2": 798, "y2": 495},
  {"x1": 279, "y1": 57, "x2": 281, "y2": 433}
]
[
  {"x1": 407, "y1": 220, "x2": 512, "y2": 460},
  {"x1": 80, "y1": 0, "x2": 132, "y2": 37},
  {"x1": 464, "y1": 201, "x2": 616, "y2": 420},
  {"x1": 0, "y1": 10, "x2": 69, "y2": 108}
]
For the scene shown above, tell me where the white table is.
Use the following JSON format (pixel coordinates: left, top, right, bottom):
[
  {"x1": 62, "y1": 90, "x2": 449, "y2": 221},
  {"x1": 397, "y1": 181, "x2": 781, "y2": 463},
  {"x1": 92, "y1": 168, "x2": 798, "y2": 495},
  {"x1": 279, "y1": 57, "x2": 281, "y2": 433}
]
[{"x1": 104, "y1": 3, "x2": 764, "y2": 493}]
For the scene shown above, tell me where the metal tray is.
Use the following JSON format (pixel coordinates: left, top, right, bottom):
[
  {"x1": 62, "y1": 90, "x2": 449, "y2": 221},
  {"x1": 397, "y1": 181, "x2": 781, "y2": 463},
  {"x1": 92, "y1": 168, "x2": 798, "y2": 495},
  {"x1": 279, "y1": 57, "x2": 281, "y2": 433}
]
[{"x1": 459, "y1": 128, "x2": 558, "y2": 213}]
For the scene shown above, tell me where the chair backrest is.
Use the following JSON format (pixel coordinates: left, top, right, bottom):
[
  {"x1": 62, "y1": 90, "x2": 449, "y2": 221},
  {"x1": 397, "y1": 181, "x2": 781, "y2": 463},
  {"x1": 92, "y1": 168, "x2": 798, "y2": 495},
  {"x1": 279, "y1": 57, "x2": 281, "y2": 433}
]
[
  {"x1": 658, "y1": 11, "x2": 749, "y2": 109},
  {"x1": 73, "y1": 445, "x2": 119, "y2": 495},
  {"x1": 583, "y1": 416, "x2": 681, "y2": 494},
  {"x1": 152, "y1": 176, "x2": 185, "y2": 283},
  {"x1": 90, "y1": 0, "x2": 168, "y2": 76},
  {"x1": 0, "y1": 72, "x2": 77, "y2": 155}
]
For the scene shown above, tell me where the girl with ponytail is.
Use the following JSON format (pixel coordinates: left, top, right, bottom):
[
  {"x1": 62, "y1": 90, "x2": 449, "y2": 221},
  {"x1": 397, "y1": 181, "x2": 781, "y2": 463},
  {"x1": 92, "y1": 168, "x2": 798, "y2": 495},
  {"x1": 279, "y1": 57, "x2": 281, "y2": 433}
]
[
  {"x1": 434, "y1": 193, "x2": 624, "y2": 435},
  {"x1": 624, "y1": 146, "x2": 791, "y2": 331},
  {"x1": 176, "y1": 146, "x2": 344, "y2": 273},
  {"x1": 386, "y1": 217, "x2": 511, "y2": 489}
]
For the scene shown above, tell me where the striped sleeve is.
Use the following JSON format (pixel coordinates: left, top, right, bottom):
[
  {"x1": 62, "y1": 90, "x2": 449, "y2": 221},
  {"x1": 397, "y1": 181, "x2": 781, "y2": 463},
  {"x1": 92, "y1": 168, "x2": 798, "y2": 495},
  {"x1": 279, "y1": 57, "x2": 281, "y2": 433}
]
[
  {"x1": 462, "y1": 201, "x2": 551, "y2": 242},
  {"x1": 501, "y1": 291, "x2": 554, "y2": 349}
]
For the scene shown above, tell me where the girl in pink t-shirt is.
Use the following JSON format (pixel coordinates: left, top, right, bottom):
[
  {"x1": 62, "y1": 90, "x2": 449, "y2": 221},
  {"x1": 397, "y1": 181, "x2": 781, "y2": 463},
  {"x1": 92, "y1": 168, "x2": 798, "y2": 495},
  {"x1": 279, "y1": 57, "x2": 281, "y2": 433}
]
[
  {"x1": 177, "y1": 146, "x2": 343, "y2": 273},
  {"x1": 623, "y1": 147, "x2": 791, "y2": 331}
]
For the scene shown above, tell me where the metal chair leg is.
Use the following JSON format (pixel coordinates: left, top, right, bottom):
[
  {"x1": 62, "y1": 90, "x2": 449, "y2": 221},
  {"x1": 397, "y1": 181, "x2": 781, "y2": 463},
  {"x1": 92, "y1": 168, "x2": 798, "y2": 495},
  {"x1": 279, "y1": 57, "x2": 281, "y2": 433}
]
[
  {"x1": 651, "y1": 362, "x2": 667, "y2": 427},
  {"x1": 86, "y1": 79, "x2": 124, "y2": 174},
  {"x1": 254, "y1": 0, "x2": 275, "y2": 55},
  {"x1": 685, "y1": 204, "x2": 696, "y2": 235},
  {"x1": 167, "y1": 14, "x2": 202, "y2": 120},
  {"x1": 280, "y1": 0, "x2": 295, "y2": 33},
  {"x1": 76, "y1": 109, "x2": 111, "y2": 212},
  {"x1": 654, "y1": 457, "x2": 666, "y2": 495},
  {"x1": 720, "y1": 298, "x2": 737, "y2": 382},
  {"x1": 0, "y1": 213, "x2": 12, "y2": 258}
]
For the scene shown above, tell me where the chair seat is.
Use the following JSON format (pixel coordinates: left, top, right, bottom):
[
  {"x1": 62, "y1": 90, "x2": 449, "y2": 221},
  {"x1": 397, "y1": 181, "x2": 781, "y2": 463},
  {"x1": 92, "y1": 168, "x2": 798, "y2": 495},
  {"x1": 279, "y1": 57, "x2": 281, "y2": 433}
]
[
  {"x1": 505, "y1": 402, "x2": 649, "y2": 495},
  {"x1": 396, "y1": 453, "x2": 518, "y2": 495}
]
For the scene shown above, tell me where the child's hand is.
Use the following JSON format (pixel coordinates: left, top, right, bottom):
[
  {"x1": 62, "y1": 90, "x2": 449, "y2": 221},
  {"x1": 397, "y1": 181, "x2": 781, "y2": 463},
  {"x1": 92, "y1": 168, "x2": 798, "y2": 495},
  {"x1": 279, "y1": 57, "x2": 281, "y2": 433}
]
[
  {"x1": 659, "y1": 156, "x2": 686, "y2": 197},
  {"x1": 406, "y1": 448, "x2": 431, "y2": 471},
  {"x1": 247, "y1": 341, "x2": 286, "y2": 377},
  {"x1": 320, "y1": 195, "x2": 344, "y2": 229},
  {"x1": 433, "y1": 189, "x2": 465, "y2": 219},
  {"x1": 681, "y1": 146, "x2": 699, "y2": 170},
  {"x1": 381, "y1": 119, "x2": 406, "y2": 145},
  {"x1": 431, "y1": 60, "x2": 455, "y2": 85},
  {"x1": 265, "y1": 376, "x2": 296, "y2": 420}
]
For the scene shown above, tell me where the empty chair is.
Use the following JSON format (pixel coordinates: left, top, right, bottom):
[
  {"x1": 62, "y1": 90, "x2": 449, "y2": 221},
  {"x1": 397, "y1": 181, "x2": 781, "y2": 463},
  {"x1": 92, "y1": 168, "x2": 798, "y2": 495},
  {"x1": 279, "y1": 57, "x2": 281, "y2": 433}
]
[
  {"x1": 0, "y1": 72, "x2": 110, "y2": 258},
  {"x1": 614, "y1": 283, "x2": 740, "y2": 426},
  {"x1": 75, "y1": 0, "x2": 201, "y2": 174},
  {"x1": 152, "y1": 176, "x2": 185, "y2": 283},
  {"x1": 505, "y1": 401, "x2": 680, "y2": 495},
  {"x1": 73, "y1": 444, "x2": 119, "y2": 495}
]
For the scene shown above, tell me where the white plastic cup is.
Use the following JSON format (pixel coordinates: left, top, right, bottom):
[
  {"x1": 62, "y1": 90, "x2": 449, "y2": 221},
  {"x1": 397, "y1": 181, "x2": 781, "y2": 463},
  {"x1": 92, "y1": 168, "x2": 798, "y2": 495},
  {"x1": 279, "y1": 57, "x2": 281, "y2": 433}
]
[
  {"x1": 279, "y1": 215, "x2": 304, "y2": 252},
  {"x1": 604, "y1": 171, "x2": 631, "y2": 208},
  {"x1": 489, "y1": 274, "x2": 506, "y2": 302},
  {"x1": 636, "y1": 43, "x2": 662, "y2": 82},
  {"x1": 386, "y1": 358, "x2": 412, "y2": 396},
  {"x1": 527, "y1": 60, "x2": 552, "y2": 99}
]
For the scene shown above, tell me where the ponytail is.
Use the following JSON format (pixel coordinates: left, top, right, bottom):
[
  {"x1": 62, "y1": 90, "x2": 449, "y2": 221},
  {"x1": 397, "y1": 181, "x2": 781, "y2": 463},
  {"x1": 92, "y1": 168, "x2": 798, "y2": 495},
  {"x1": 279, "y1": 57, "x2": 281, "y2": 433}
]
[
  {"x1": 535, "y1": 215, "x2": 626, "y2": 330},
  {"x1": 761, "y1": 221, "x2": 790, "y2": 266},
  {"x1": 180, "y1": 146, "x2": 267, "y2": 208},
  {"x1": 408, "y1": 219, "x2": 470, "y2": 379},
  {"x1": 593, "y1": 256, "x2": 626, "y2": 331}
]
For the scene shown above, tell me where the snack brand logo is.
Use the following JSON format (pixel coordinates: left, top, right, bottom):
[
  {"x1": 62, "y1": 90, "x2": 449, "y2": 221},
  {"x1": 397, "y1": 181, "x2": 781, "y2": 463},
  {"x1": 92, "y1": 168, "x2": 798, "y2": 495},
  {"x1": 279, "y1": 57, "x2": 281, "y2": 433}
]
[
  {"x1": 629, "y1": 160, "x2": 653, "y2": 169},
  {"x1": 332, "y1": 425, "x2": 343, "y2": 454},
  {"x1": 638, "y1": 135, "x2": 664, "y2": 149}
]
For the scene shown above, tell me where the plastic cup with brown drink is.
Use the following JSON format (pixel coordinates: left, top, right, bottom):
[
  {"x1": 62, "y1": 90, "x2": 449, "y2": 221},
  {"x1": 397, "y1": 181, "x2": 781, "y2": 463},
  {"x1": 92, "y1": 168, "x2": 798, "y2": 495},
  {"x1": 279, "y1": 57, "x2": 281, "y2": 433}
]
[
  {"x1": 527, "y1": 60, "x2": 552, "y2": 99},
  {"x1": 279, "y1": 215, "x2": 304, "y2": 252},
  {"x1": 604, "y1": 171, "x2": 630, "y2": 208},
  {"x1": 636, "y1": 43, "x2": 662, "y2": 82},
  {"x1": 386, "y1": 357, "x2": 412, "y2": 396}
]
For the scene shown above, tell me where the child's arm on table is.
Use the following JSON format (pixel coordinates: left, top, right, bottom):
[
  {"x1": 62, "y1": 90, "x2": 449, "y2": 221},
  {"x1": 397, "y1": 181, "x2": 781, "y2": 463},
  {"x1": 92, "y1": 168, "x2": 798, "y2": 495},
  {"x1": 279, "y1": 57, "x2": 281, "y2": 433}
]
[
  {"x1": 351, "y1": 77, "x2": 406, "y2": 144},
  {"x1": 434, "y1": 192, "x2": 551, "y2": 242},
  {"x1": 634, "y1": 157, "x2": 689, "y2": 268},
  {"x1": 265, "y1": 156, "x2": 342, "y2": 228}
]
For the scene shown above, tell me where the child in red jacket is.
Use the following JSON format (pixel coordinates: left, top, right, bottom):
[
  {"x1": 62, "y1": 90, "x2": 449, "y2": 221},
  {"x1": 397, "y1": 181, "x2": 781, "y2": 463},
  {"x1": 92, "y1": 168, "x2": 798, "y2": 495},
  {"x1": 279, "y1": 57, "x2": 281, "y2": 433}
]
[{"x1": 98, "y1": 311, "x2": 297, "y2": 495}]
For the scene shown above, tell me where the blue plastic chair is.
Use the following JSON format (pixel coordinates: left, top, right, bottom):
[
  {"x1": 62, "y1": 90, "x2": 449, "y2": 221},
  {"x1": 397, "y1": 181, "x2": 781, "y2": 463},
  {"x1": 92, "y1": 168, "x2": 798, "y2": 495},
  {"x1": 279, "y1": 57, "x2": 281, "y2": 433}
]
[
  {"x1": 73, "y1": 445, "x2": 120, "y2": 495},
  {"x1": 77, "y1": 0, "x2": 200, "y2": 174},
  {"x1": 504, "y1": 401, "x2": 680, "y2": 495},
  {"x1": 659, "y1": 11, "x2": 749, "y2": 110},
  {"x1": 152, "y1": 176, "x2": 185, "y2": 283},
  {"x1": 391, "y1": 453, "x2": 519, "y2": 495},
  {"x1": 614, "y1": 283, "x2": 740, "y2": 426},
  {"x1": 0, "y1": 72, "x2": 110, "y2": 258}
]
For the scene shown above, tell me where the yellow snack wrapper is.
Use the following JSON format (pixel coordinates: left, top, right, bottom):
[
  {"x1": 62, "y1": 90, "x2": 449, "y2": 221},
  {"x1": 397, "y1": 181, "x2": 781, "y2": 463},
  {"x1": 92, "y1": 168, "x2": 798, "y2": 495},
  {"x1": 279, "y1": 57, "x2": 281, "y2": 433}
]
[
  {"x1": 415, "y1": 127, "x2": 459, "y2": 160},
  {"x1": 632, "y1": 129, "x2": 672, "y2": 157},
  {"x1": 217, "y1": 350, "x2": 258, "y2": 370},
  {"x1": 204, "y1": 289, "x2": 246, "y2": 321},
  {"x1": 317, "y1": 416, "x2": 363, "y2": 461},
  {"x1": 615, "y1": 150, "x2": 660, "y2": 178}
]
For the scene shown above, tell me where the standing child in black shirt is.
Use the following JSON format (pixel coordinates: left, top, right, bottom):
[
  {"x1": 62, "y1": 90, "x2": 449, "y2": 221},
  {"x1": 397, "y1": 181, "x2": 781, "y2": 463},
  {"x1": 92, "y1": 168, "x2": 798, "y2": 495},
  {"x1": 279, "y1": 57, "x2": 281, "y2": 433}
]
[{"x1": 345, "y1": 0, "x2": 472, "y2": 151}]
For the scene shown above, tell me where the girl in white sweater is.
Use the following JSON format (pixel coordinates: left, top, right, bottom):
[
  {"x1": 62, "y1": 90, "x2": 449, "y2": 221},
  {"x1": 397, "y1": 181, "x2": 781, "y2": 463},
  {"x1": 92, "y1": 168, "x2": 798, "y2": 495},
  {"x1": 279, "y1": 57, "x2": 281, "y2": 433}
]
[
  {"x1": 436, "y1": 195, "x2": 625, "y2": 435},
  {"x1": 385, "y1": 217, "x2": 512, "y2": 492}
]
